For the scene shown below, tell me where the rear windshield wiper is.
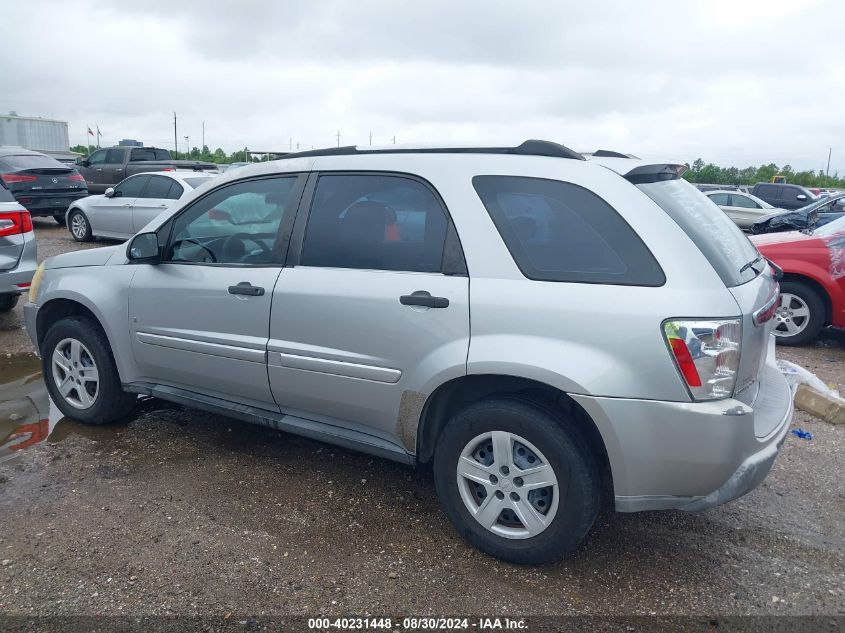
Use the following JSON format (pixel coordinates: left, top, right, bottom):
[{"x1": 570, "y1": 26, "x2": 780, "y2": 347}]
[{"x1": 739, "y1": 254, "x2": 763, "y2": 274}]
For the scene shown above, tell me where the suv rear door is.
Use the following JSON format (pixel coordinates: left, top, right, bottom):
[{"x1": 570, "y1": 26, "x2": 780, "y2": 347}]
[{"x1": 268, "y1": 172, "x2": 470, "y2": 455}]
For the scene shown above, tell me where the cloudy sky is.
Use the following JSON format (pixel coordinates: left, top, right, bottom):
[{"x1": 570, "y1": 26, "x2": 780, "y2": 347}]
[{"x1": 2, "y1": 0, "x2": 843, "y2": 172}]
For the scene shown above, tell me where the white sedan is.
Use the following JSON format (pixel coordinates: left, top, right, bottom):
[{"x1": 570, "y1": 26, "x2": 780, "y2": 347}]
[
  {"x1": 704, "y1": 189, "x2": 780, "y2": 230},
  {"x1": 65, "y1": 171, "x2": 217, "y2": 241}
]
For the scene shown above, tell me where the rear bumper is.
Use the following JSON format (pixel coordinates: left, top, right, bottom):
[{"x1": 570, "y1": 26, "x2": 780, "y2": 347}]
[
  {"x1": 571, "y1": 345, "x2": 793, "y2": 513},
  {"x1": 16, "y1": 191, "x2": 87, "y2": 216},
  {"x1": 0, "y1": 233, "x2": 37, "y2": 295}
]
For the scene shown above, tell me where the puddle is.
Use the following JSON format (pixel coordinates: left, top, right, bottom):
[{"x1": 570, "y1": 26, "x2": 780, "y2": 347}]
[{"x1": 0, "y1": 353, "x2": 122, "y2": 464}]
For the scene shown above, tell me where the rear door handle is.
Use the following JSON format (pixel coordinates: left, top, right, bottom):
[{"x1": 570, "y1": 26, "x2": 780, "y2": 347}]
[
  {"x1": 228, "y1": 282, "x2": 265, "y2": 297},
  {"x1": 400, "y1": 290, "x2": 449, "y2": 308}
]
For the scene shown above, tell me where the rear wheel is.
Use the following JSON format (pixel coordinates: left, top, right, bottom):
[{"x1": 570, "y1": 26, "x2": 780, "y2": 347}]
[
  {"x1": 433, "y1": 398, "x2": 600, "y2": 564},
  {"x1": 0, "y1": 294, "x2": 19, "y2": 313},
  {"x1": 68, "y1": 209, "x2": 92, "y2": 242},
  {"x1": 41, "y1": 316, "x2": 136, "y2": 424},
  {"x1": 773, "y1": 281, "x2": 825, "y2": 346},
  {"x1": 53, "y1": 213, "x2": 66, "y2": 224}
]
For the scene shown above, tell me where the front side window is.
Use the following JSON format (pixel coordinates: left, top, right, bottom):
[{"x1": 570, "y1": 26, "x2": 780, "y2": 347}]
[
  {"x1": 87, "y1": 150, "x2": 107, "y2": 166},
  {"x1": 166, "y1": 176, "x2": 298, "y2": 265},
  {"x1": 474, "y1": 176, "x2": 664, "y2": 286},
  {"x1": 113, "y1": 175, "x2": 149, "y2": 198},
  {"x1": 300, "y1": 174, "x2": 448, "y2": 272},
  {"x1": 708, "y1": 193, "x2": 730, "y2": 205}
]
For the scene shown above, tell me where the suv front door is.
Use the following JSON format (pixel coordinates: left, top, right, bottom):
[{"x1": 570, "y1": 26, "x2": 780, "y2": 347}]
[
  {"x1": 268, "y1": 173, "x2": 470, "y2": 453},
  {"x1": 128, "y1": 174, "x2": 306, "y2": 409}
]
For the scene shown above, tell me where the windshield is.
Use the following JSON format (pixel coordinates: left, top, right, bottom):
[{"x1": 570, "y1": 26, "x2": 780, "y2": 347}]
[
  {"x1": 1, "y1": 154, "x2": 66, "y2": 170},
  {"x1": 638, "y1": 178, "x2": 761, "y2": 287},
  {"x1": 798, "y1": 194, "x2": 845, "y2": 214}
]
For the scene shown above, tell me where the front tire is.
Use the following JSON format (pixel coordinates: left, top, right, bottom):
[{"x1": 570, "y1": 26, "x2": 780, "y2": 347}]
[
  {"x1": 773, "y1": 281, "x2": 825, "y2": 346},
  {"x1": 41, "y1": 316, "x2": 136, "y2": 424},
  {"x1": 0, "y1": 293, "x2": 19, "y2": 313},
  {"x1": 68, "y1": 209, "x2": 93, "y2": 242},
  {"x1": 433, "y1": 398, "x2": 600, "y2": 564}
]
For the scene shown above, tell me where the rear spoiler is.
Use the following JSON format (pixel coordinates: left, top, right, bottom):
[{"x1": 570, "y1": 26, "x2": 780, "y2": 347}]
[{"x1": 623, "y1": 163, "x2": 687, "y2": 184}]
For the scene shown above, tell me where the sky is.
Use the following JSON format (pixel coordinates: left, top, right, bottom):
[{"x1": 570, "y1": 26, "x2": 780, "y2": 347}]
[{"x1": 1, "y1": 0, "x2": 843, "y2": 173}]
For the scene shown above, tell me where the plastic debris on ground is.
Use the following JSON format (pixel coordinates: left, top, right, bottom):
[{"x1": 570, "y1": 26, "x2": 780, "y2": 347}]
[
  {"x1": 776, "y1": 359, "x2": 843, "y2": 401},
  {"x1": 791, "y1": 428, "x2": 813, "y2": 440}
]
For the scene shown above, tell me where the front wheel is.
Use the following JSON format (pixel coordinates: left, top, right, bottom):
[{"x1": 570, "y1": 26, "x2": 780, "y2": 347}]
[
  {"x1": 433, "y1": 398, "x2": 600, "y2": 564},
  {"x1": 773, "y1": 281, "x2": 825, "y2": 346},
  {"x1": 68, "y1": 209, "x2": 93, "y2": 242},
  {"x1": 41, "y1": 316, "x2": 136, "y2": 424}
]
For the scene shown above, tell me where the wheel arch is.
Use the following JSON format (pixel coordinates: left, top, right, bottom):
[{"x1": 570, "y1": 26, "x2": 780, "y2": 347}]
[
  {"x1": 415, "y1": 374, "x2": 614, "y2": 497},
  {"x1": 780, "y1": 272, "x2": 833, "y2": 325}
]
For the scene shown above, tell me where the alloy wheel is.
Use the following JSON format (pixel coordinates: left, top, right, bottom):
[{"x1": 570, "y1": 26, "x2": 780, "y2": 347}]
[
  {"x1": 71, "y1": 213, "x2": 87, "y2": 239},
  {"x1": 51, "y1": 337, "x2": 100, "y2": 409},
  {"x1": 773, "y1": 292, "x2": 810, "y2": 338}
]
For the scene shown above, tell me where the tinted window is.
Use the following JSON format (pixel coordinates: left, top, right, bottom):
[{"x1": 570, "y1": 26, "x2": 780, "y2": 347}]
[
  {"x1": 87, "y1": 150, "x2": 107, "y2": 165},
  {"x1": 130, "y1": 148, "x2": 157, "y2": 162},
  {"x1": 755, "y1": 184, "x2": 777, "y2": 197},
  {"x1": 474, "y1": 176, "x2": 664, "y2": 286},
  {"x1": 167, "y1": 176, "x2": 298, "y2": 265},
  {"x1": 142, "y1": 175, "x2": 174, "y2": 199},
  {"x1": 105, "y1": 149, "x2": 125, "y2": 164},
  {"x1": 708, "y1": 193, "x2": 730, "y2": 205},
  {"x1": 730, "y1": 194, "x2": 759, "y2": 209},
  {"x1": 0, "y1": 185, "x2": 15, "y2": 202},
  {"x1": 1, "y1": 153, "x2": 65, "y2": 170},
  {"x1": 638, "y1": 178, "x2": 759, "y2": 287},
  {"x1": 301, "y1": 174, "x2": 448, "y2": 272},
  {"x1": 114, "y1": 175, "x2": 149, "y2": 198},
  {"x1": 166, "y1": 181, "x2": 184, "y2": 199}
]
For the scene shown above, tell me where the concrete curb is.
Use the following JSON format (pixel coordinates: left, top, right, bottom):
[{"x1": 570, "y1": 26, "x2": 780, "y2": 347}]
[{"x1": 794, "y1": 384, "x2": 845, "y2": 425}]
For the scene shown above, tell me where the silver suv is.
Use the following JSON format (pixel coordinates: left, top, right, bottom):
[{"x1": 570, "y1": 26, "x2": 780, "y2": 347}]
[
  {"x1": 0, "y1": 185, "x2": 37, "y2": 313},
  {"x1": 24, "y1": 141, "x2": 793, "y2": 564}
]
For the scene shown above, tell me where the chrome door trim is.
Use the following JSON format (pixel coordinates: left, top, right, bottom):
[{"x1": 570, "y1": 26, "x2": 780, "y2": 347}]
[
  {"x1": 268, "y1": 350, "x2": 402, "y2": 383},
  {"x1": 136, "y1": 332, "x2": 266, "y2": 363}
]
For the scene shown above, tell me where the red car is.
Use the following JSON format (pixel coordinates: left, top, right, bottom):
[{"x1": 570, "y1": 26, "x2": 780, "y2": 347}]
[{"x1": 751, "y1": 215, "x2": 845, "y2": 345}]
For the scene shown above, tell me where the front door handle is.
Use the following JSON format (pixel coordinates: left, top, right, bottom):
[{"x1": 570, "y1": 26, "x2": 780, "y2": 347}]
[
  {"x1": 400, "y1": 290, "x2": 449, "y2": 308},
  {"x1": 228, "y1": 282, "x2": 265, "y2": 297}
]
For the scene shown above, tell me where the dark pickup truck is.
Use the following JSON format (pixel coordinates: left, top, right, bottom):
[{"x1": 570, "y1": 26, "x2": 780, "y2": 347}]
[
  {"x1": 751, "y1": 182, "x2": 819, "y2": 210},
  {"x1": 75, "y1": 146, "x2": 218, "y2": 194}
]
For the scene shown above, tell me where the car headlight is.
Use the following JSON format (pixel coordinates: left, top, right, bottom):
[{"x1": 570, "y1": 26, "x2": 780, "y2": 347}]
[
  {"x1": 28, "y1": 262, "x2": 45, "y2": 304},
  {"x1": 663, "y1": 318, "x2": 742, "y2": 401}
]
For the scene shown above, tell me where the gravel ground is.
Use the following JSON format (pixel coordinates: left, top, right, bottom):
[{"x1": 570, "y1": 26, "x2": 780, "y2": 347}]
[{"x1": 0, "y1": 222, "x2": 843, "y2": 618}]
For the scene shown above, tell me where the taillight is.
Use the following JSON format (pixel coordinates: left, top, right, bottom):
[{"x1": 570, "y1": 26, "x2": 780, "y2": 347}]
[
  {"x1": 1, "y1": 174, "x2": 37, "y2": 184},
  {"x1": 0, "y1": 210, "x2": 33, "y2": 237},
  {"x1": 753, "y1": 285, "x2": 780, "y2": 326},
  {"x1": 68, "y1": 173, "x2": 85, "y2": 182},
  {"x1": 663, "y1": 318, "x2": 742, "y2": 400}
]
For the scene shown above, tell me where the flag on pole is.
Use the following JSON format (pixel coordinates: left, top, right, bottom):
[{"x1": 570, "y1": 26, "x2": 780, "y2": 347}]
[{"x1": 87, "y1": 127, "x2": 94, "y2": 136}]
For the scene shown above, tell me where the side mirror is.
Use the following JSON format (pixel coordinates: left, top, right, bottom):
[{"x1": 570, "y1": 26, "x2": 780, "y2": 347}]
[
  {"x1": 104, "y1": 187, "x2": 115, "y2": 198},
  {"x1": 79, "y1": 158, "x2": 90, "y2": 167},
  {"x1": 796, "y1": 194, "x2": 807, "y2": 202},
  {"x1": 126, "y1": 232, "x2": 160, "y2": 264}
]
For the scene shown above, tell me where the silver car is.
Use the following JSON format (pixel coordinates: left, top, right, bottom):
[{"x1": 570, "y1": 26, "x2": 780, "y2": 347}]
[
  {"x1": 66, "y1": 171, "x2": 217, "y2": 242},
  {"x1": 0, "y1": 185, "x2": 37, "y2": 313},
  {"x1": 705, "y1": 189, "x2": 779, "y2": 230},
  {"x1": 23, "y1": 141, "x2": 793, "y2": 564}
]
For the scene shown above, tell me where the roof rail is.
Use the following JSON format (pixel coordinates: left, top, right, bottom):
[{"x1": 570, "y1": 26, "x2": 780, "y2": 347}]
[
  {"x1": 590, "y1": 149, "x2": 639, "y2": 159},
  {"x1": 276, "y1": 139, "x2": 585, "y2": 161}
]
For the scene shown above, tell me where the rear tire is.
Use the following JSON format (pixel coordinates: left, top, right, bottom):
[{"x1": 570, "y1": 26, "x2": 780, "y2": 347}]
[
  {"x1": 773, "y1": 281, "x2": 825, "y2": 346},
  {"x1": 41, "y1": 316, "x2": 136, "y2": 424},
  {"x1": 433, "y1": 397, "x2": 600, "y2": 564},
  {"x1": 0, "y1": 294, "x2": 19, "y2": 313},
  {"x1": 68, "y1": 209, "x2": 93, "y2": 242},
  {"x1": 53, "y1": 213, "x2": 66, "y2": 225}
]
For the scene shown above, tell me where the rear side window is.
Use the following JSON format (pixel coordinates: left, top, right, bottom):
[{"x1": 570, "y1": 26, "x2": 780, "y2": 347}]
[
  {"x1": 708, "y1": 193, "x2": 730, "y2": 205},
  {"x1": 730, "y1": 194, "x2": 758, "y2": 209},
  {"x1": 142, "y1": 175, "x2": 175, "y2": 199},
  {"x1": 301, "y1": 174, "x2": 449, "y2": 273},
  {"x1": 105, "y1": 149, "x2": 125, "y2": 164},
  {"x1": 755, "y1": 184, "x2": 777, "y2": 197},
  {"x1": 637, "y1": 178, "x2": 759, "y2": 287},
  {"x1": 0, "y1": 185, "x2": 15, "y2": 202},
  {"x1": 473, "y1": 176, "x2": 664, "y2": 286}
]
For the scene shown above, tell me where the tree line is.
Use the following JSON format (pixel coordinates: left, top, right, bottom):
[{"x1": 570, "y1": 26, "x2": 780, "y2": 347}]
[
  {"x1": 71, "y1": 145, "x2": 265, "y2": 164},
  {"x1": 682, "y1": 158, "x2": 844, "y2": 188}
]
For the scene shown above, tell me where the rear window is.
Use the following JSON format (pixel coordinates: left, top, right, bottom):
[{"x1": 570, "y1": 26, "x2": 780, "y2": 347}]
[
  {"x1": 0, "y1": 186, "x2": 15, "y2": 202},
  {"x1": 1, "y1": 154, "x2": 65, "y2": 170},
  {"x1": 130, "y1": 148, "x2": 171, "y2": 161},
  {"x1": 473, "y1": 176, "x2": 664, "y2": 286},
  {"x1": 637, "y1": 178, "x2": 760, "y2": 287}
]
